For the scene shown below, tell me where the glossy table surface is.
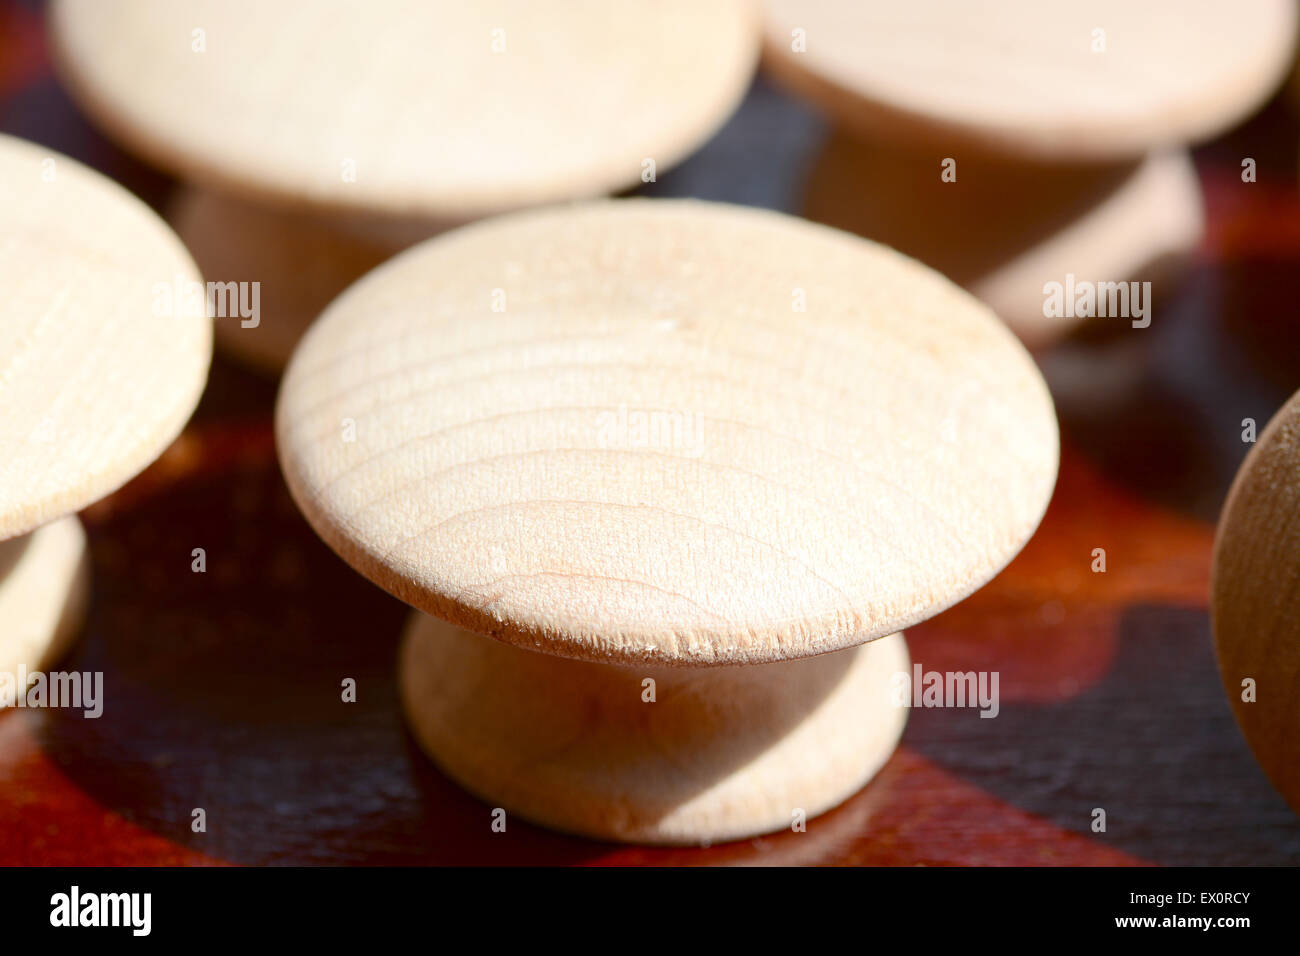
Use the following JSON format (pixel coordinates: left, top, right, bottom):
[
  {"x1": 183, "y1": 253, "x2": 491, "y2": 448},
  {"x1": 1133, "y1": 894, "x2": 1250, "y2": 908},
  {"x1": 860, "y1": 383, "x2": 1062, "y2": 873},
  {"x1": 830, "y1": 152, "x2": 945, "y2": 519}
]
[{"x1": 2, "y1": 0, "x2": 1299, "y2": 865}]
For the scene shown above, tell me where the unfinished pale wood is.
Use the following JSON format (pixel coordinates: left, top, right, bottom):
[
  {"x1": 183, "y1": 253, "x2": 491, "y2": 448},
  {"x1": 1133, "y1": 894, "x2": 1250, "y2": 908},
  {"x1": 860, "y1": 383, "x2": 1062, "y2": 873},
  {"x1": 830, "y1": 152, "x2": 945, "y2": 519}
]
[
  {"x1": 0, "y1": 517, "x2": 89, "y2": 689},
  {"x1": 170, "y1": 187, "x2": 404, "y2": 373},
  {"x1": 51, "y1": 0, "x2": 758, "y2": 222},
  {"x1": 762, "y1": 0, "x2": 1297, "y2": 161},
  {"x1": 0, "y1": 134, "x2": 212, "y2": 541},
  {"x1": 1212, "y1": 389, "x2": 1300, "y2": 816},
  {"x1": 401, "y1": 612, "x2": 910, "y2": 844},
  {"x1": 277, "y1": 199, "x2": 1059, "y2": 665},
  {"x1": 805, "y1": 143, "x2": 1204, "y2": 347}
]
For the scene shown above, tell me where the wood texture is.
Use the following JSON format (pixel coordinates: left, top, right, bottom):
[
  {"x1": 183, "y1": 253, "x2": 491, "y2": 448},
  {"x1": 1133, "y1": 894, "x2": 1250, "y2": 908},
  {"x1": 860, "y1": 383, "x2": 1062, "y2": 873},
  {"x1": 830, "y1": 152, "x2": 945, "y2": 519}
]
[
  {"x1": 7, "y1": 6, "x2": 1300, "y2": 866},
  {"x1": 401, "y1": 614, "x2": 909, "y2": 844},
  {"x1": 762, "y1": 0, "x2": 1297, "y2": 160},
  {"x1": 50, "y1": 0, "x2": 759, "y2": 222},
  {"x1": 0, "y1": 516, "x2": 88, "y2": 687},
  {"x1": 1212, "y1": 389, "x2": 1300, "y2": 814},
  {"x1": 170, "y1": 186, "x2": 402, "y2": 373},
  {"x1": 276, "y1": 199, "x2": 1060, "y2": 665},
  {"x1": 0, "y1": 133, "x2": 211, "y2": 540},
  {"x1": 804, "y1": 143, "x2": 1204, "y2": 348}
]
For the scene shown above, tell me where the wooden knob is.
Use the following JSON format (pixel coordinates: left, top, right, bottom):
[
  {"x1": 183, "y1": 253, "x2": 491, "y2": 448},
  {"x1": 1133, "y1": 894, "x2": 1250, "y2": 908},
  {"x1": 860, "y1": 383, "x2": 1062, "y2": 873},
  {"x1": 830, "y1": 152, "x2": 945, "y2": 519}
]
[
  {"x1": 1212, "y1": 389, "x2": 1300, "y2": 816},
  {"x1": 0, "y1": 134, "x2": 211, "y2": 541},
  {"x1": 277, "y1": 199, "x2": 1059, "y2": 666},
  {"x1": 51, "y1": 0, "x2": 759, "y2": 222}
]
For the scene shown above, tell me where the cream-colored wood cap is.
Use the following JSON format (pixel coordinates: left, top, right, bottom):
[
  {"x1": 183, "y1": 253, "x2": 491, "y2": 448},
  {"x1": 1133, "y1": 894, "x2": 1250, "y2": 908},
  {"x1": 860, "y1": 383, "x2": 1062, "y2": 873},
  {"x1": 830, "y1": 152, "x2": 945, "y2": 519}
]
[
  {"x1": 276, "y1": 199, "x2": 1059, "y2": 665},
  {"x1": 0, "y1": 517, "x2": 90, "y2": 690},
  {"x1": 51, "y1": 0, "x2": 759, "y2": 222},
  {"x1": 400, "y1": 612, "x2": 910, "y2": 845},
  {"x1": 762, "y1": 0, "x2": 1297, "y2": 161},
  {"x1": 0, "y1": 134, "x2": 211, "y2": 541},
  {"x1": 1212, "y1": 389, "x2": 1300, "y2": 816}
]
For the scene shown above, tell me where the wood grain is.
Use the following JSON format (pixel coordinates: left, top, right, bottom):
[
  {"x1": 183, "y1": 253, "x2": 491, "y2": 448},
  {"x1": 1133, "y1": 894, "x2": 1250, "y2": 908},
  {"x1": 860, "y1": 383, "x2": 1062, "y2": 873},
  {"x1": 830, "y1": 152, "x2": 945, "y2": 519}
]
[
  {"x1": 804, "y1": 143, "x2": 1203, "y2": 348},
  {"x1": 1212, "y1": 388, "x2": 1300, "y2": 814},
  {"x1": 50, "y1": 0, "x2": 759, "y2": 222},
  {"x1": 7, "y1": 7, "x2": 1300, "y2": 865},
  {"x1": 276, "y1": 199, "x2": 1060, "y2": 665},
  {"x1": 401, "y1": 613, "x2": 909, "y2": 844},
  {"x1": 0, "y1": 133, "x2": 211, "y2": 540},
  {"x1": 762, "y1": 0, "x2": 1297, "y2": 160}
]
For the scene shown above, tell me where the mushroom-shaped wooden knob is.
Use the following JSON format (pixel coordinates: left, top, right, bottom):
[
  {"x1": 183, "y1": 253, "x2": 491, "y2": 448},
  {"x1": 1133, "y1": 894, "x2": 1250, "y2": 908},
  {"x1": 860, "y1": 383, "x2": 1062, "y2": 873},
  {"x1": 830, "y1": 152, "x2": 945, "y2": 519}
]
[
  {"x1": 1212, "y1": 390, "x2": 1300, "y2": 817},
  {"x1": 0, "y1": 134, "x2": 211, "y2": 686},
  {"x1": 762, "y1": 0, "x2": 1296, "y2": 347},
  {"x1": 275, "y1": 199, "x2": 1059, "y2": 842},
  {"x1": 51, "y1": 0, "x2": 760, "y2": 371}
]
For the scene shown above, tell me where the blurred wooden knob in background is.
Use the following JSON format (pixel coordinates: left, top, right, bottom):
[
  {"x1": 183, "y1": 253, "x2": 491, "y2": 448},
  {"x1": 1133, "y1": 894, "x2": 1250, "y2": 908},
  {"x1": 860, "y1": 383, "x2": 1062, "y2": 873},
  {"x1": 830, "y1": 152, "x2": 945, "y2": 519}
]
[
  {"x1": 51, "y1": 0, "x2": 760, "y2": 373},
  {"x1": 763, "y1": 0, "x2": 1296, "y2": 346}
]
